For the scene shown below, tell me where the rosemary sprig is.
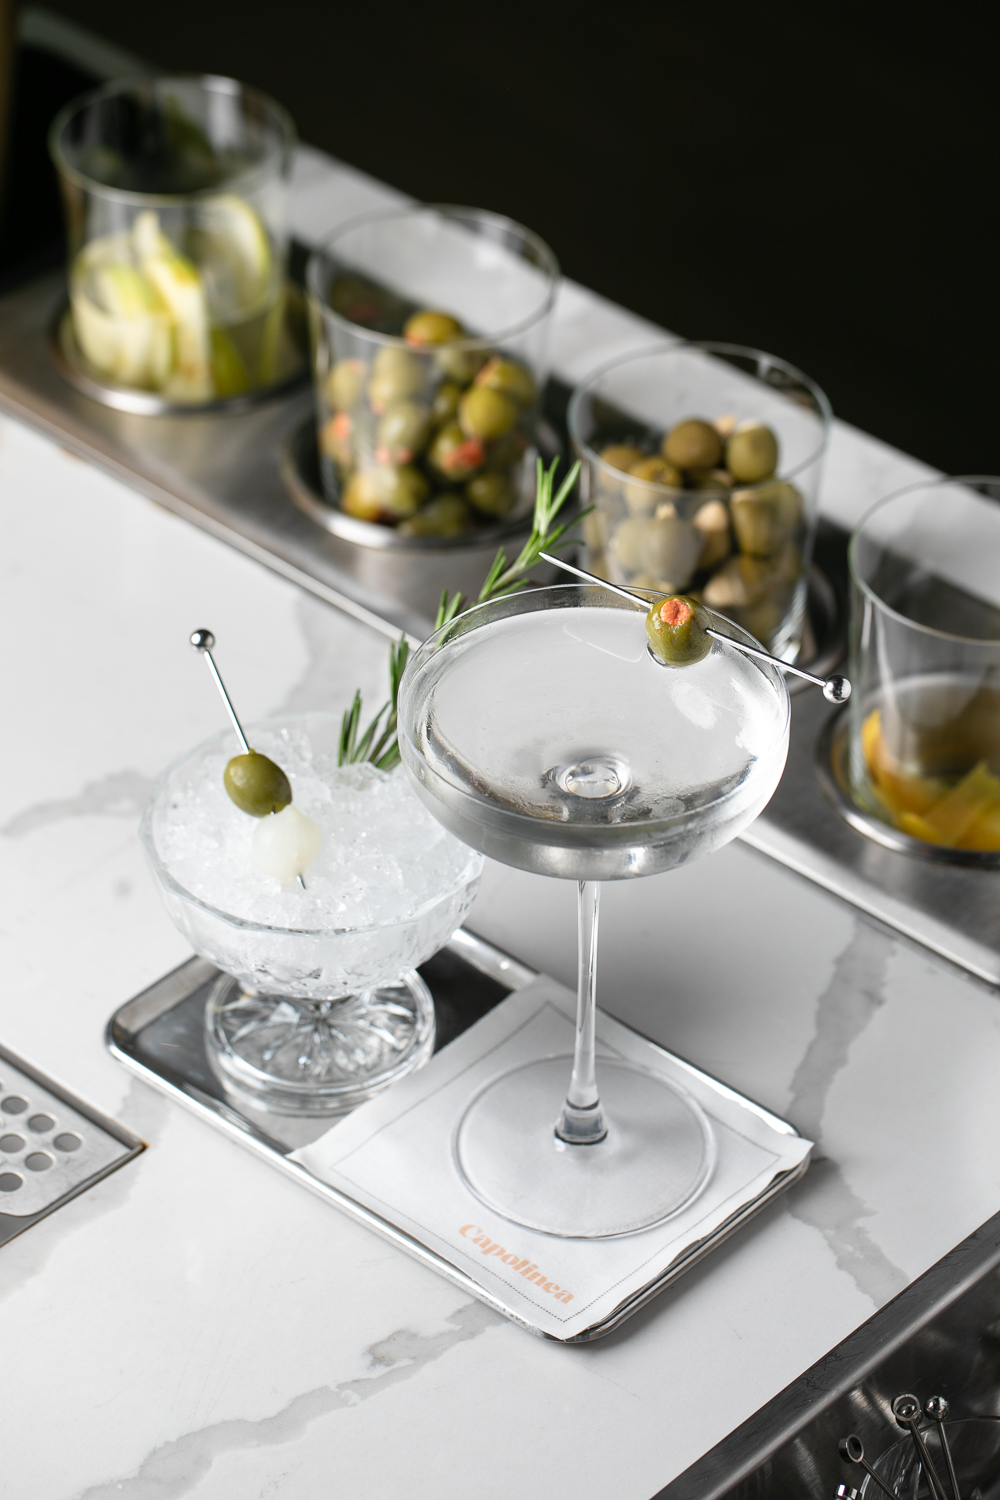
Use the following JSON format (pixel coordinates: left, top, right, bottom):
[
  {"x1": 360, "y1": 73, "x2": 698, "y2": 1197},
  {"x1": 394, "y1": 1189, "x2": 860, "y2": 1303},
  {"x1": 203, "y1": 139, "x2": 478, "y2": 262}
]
[
  {"x1": 434, "y1": 455, "x2": 582, "y2": 629},
  {"x1": 337, "y1": 635, "x2": 409, "y2": 770},
  {"x1": 338, "y1": 456, "x2": 583, "y2": 768}
]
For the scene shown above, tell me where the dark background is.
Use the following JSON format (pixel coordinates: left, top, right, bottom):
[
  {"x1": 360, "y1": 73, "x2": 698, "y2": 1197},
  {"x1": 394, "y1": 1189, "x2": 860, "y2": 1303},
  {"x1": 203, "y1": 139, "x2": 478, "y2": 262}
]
[{"x1": 3, "y1": 0, "x2": 997, "y2": 474}]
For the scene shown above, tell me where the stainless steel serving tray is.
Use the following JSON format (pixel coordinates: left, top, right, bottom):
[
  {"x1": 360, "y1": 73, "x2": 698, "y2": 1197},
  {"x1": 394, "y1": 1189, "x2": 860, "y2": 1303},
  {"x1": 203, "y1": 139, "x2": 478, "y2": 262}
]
[{"x1": 106, "y1": 928, "x2": 809, "y2": 1342}]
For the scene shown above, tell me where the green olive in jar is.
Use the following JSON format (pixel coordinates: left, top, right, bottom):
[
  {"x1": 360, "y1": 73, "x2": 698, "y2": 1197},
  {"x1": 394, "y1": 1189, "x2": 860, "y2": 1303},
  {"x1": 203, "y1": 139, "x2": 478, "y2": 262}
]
[
  {"x1": 662, "y1": 419, "x2": 722, "y2": 472},
  {"x1": 690, "y1": 467, "x2": 734, "y2": 492},
  {"x1": 404, "y1": 309, "x2": 465, "y2": 346},
  {"x1": 431, "y1": 379, "x2": 462, "y2": 425},
  {"x1": 375, "y1": 401, "x2": 432, "y2": 464},
  {"x1": 474, "y1": 355, "x2": 536, "y2": 408},
  {"x1": 730, "y1": 481, "x2": 802, "y2": 557},
  {"x1": 483, "y1": 427, "x2": 527, "y2": 472},
  {"x1": 428, "y1": 422, "x2": 485, "y2": 481},
  {"x1": 629, "y1": 455, "x2": 682, "y2": 487},
  {"x1": 599, "y1": 444, "x2": 645, "y2": 476},
  {"x1": 726, "y1": 422, "x2": 779, "y2": 484},
  {"x1": 398, "y1": 494, "x2": 472, "y2": 537},
  {"x1": 737, "y1": 596, "x2": 782, "y2": 646},
  {"x1": 623, "y1": 455, "x2": 683, "y2": 516},
  {"x1": 342, "y1": 464, "x2": 428, "y2": 523},
  {"x1": 436, "y1": 345, "x2": 489, "y2": 384},
  {"x1": 326, "y1": 358, "x2": 366, "y2": 411},
  {"x1": 466, "y1": 470, "x2": 517, "y2": 517},
  {"x1": 703, "y1": 555, "x2": 773, "y2": 610},
  {"x1": 610, "y1": 514, "x2": 701, "y2": 587},
  {"x1": 459, "y1": 386, "x2": 518, "y2": 442},
  {"x1": 692, "y1": 500, "x2": 731, "y2": 569},
  {"x1": 224, "y1": 751, "x2": 292, "y2": 817},
  {"x1": 645, "y1": 595, "x2": 712, "y2": 666},
  {"x1": 368, "y1": 346, "x2": 425, "y2": 412},
  {"x1": 319, "y1": 411, "x2": 354, "y2": 470}
]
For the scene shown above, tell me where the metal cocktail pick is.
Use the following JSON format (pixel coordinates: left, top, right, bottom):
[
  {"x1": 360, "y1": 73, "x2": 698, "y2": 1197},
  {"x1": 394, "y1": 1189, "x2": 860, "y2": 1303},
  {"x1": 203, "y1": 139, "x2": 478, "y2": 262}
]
[
  {"x1": 924, "y1": 1397, "x2": 962, "y2": 1500},
  {"x1": 538, "y1": 552, "x2": 852, "y2": 703},
  {"x1": 892, "y1": 1394, "x2": 949, "y2": 1500},
  {"x1": 838, "y1": 1435, "x2": 899, "y2": 1500},
  {"x1": 189, "y1": 628, "x2": 306, "y2": 891}
]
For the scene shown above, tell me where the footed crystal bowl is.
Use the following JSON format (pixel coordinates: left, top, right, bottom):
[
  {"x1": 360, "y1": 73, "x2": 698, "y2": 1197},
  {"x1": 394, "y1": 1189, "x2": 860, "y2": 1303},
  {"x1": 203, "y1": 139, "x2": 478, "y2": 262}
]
[{"x1": 141, "y1": 712, "x2": 483, "y2": 1114}]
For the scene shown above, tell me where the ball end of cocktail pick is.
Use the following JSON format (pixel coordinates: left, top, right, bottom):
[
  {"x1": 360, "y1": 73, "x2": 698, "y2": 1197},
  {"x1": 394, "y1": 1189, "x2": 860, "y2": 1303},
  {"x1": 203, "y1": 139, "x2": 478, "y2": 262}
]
[
  {"x1": 190, "y1": 628, "x2": 215, "y2": 652},
  {"x1": 891, "y1": 1393, "x2": 921, "y2": 1427},
  {"x1": 824, "y1": 675, "x2": 851, "y2": 704}
]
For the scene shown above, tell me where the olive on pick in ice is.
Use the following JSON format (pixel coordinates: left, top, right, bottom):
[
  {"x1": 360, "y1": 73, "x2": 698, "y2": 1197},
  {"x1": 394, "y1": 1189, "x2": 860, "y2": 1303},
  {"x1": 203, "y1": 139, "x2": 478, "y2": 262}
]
[
  {"x1": 645, "y1": 595, "x2": 712, "y2": 666},
  {"x1": 224, "y1": 751, "x2": 293, "y2": 817}
]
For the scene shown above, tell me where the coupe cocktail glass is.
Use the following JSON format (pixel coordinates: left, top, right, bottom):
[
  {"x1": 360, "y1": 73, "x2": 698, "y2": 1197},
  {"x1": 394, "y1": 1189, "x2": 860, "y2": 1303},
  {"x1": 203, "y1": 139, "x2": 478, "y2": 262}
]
[{"x1": 398, "y1": 585, "x2": 790, "y2": 1237}]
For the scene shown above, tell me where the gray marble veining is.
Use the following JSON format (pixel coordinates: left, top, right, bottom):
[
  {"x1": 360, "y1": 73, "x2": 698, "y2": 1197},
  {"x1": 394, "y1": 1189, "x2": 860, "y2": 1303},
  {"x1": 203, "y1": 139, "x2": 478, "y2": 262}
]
[
  {"x1": 73, "y1": 1301, "x2": 499, "y2": 1500},
  {"x1": 1, "y1": 769, "x2": 154, "y2": 839},
  {"x1": 785, "y1": 922, "x2": 908, "y2": 1305}
]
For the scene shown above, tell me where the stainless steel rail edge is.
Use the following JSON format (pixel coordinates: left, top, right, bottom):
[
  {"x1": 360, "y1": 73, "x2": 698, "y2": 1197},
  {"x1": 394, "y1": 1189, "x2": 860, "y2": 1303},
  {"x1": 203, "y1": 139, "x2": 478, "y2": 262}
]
[{"x1": 652, "y1": 1207, "x2": 1000, "y2": 1500}]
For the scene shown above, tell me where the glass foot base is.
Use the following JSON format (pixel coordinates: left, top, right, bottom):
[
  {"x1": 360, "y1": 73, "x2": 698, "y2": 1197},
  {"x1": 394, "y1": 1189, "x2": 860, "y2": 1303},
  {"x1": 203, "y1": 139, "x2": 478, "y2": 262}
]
[
  {"x1": 455, "y1": 1057, "x2": 715, "y2": 1238},
  {"x1": 205, "y1": 970, "x2": 435, "y2": 1116}
]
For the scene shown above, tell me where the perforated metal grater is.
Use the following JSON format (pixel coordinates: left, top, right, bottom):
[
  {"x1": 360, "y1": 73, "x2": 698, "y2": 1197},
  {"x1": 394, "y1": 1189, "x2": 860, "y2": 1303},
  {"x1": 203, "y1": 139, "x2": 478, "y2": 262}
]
[{"x1": 0, "y1": 1042, "x2": 144, "y2": 1244}]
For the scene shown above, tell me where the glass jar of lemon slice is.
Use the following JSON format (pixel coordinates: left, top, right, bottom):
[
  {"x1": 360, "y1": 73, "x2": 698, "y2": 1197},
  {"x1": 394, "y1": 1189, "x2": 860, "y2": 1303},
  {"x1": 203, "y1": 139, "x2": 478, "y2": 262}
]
[
  {"x1": 849, "y1": 477, "x2": 1000, "y2": 856},
  {"x1": 49, "y1": 76, "x2": 297, "y2": 406}
]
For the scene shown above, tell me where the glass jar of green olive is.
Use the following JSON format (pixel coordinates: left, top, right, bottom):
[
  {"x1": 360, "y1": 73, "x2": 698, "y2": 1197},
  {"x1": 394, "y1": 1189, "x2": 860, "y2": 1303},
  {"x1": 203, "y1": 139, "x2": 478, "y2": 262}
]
[
  {"x1": 306, "y1": 205, "x2": 559, "y2": 540},
  {"x1": 568, "y1": 342, "x2": 831, "y2": 663}
]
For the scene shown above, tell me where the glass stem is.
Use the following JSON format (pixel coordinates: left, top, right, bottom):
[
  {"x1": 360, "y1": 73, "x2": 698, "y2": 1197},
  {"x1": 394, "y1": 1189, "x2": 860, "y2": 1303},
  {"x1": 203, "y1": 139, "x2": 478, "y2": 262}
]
[{"x1": 555, "y1": 881, "x2": 608, "y2": 1145}]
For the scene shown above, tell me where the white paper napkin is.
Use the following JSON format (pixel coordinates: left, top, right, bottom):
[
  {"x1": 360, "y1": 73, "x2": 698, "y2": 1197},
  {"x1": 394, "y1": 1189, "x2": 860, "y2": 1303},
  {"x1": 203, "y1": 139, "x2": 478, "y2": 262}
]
[{"x1": 293, "y1": 977, "x2": 812, "y2": 1340}]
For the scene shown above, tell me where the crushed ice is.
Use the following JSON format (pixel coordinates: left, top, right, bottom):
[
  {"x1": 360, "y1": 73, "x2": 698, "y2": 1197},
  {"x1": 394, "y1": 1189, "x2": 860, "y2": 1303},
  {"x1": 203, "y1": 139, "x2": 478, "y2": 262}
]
[{"x1": 155, "y1": 724, "x2": 480, "y2": 930}]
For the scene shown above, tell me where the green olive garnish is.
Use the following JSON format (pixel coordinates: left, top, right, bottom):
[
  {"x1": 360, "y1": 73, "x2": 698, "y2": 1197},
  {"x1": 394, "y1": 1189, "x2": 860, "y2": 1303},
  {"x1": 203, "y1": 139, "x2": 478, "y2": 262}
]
[
  {"x1": 645, "y1": 595, "x2": 712, "y2": 666},
  {"x1": 224, "y1": 751, "x2": 292, "y2": 817}
]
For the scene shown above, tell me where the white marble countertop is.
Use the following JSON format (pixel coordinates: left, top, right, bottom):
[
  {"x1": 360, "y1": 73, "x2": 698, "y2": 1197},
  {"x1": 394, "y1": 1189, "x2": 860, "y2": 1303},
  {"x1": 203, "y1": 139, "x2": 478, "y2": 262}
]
[{"x1": 0, "y1": 144, "x2": 996, "y2": 1500}]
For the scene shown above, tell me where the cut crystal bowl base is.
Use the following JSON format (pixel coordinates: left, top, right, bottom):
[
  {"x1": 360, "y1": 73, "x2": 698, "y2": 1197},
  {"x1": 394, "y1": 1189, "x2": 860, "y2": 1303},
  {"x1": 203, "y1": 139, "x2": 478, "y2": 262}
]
[
  {"x1": 455, "y1": 1056, "x2": 716, "y2": 1238},
  {"x1": 205, "y1": 970, "x2": 435, "y2": 1116}
]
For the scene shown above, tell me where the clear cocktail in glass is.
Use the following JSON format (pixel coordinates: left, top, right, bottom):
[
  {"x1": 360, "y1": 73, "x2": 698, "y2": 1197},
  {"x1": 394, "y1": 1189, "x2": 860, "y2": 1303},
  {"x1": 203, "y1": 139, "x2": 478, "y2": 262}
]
[{"x1": 398, "y1": 585, "x2": 790, "y2": 1236}]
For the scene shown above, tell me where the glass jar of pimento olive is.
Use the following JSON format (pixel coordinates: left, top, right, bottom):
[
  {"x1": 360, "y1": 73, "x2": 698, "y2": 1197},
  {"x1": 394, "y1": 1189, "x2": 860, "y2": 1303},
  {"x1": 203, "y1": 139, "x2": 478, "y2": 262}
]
[
  {"x1": 567, "y1": 342, "x2": 831, "y2": 663},
  {"x1": 305, "y1": 205, "x2": 559, "y2": 540}
]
